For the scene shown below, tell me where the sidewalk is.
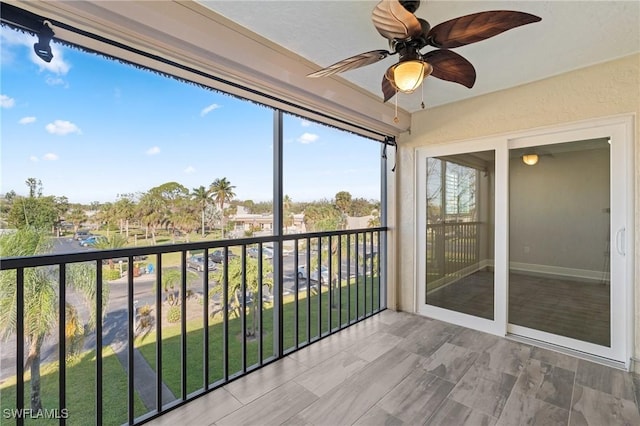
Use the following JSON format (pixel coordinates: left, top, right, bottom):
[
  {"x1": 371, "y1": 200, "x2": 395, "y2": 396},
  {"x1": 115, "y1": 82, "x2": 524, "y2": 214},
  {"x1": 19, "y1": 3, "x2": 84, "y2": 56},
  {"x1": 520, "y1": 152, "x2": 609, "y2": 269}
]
[
  {"x1": 109, "y1": 271, "x2": 157, "y2": 285},
  {"x1": 110, "y1": 329, "x2": 176, "y2": 410}
]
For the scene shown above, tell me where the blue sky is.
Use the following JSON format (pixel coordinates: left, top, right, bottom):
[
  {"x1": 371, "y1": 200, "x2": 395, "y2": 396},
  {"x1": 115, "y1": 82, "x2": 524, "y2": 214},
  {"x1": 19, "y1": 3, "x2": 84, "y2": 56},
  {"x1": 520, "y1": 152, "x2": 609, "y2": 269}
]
[{"x1": 0, "y1": 27, "x2": 381, "y2": 204}]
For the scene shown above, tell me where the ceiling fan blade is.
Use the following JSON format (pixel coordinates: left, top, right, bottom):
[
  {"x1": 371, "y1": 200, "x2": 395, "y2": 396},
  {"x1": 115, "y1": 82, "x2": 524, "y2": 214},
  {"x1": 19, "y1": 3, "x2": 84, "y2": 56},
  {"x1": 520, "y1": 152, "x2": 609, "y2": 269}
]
[
  {"x1": 423, "y1": 49, "x2": 476, "y2": 88},
  {"x1": 381, "y1": 72, "x2": 396, "y2": 102},
  {"x1": 372, "y1": 0, "x2": 423, "y2": 41},
  {"x1": 307, "y1": 50, "x2": 391, "y2": 78},
  {"x1": 427, "y1": 11, "x2": 542, "y2": 49}
]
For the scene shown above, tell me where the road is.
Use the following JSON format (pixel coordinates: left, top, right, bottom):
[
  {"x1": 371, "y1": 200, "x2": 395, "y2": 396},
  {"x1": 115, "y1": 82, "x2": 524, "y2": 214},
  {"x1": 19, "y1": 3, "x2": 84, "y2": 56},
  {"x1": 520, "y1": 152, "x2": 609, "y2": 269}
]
[{"x1": 1, "y1": 237, "x2": 372, "y2": 381}]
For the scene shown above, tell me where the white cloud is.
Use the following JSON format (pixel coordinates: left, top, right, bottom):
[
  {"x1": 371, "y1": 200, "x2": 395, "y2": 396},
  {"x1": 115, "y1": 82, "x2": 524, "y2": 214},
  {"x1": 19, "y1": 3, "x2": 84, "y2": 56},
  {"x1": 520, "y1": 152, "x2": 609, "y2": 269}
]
[
  {"x1": 29, "y1": 155, "x2": 39, "y2": 162},
  {"x1": 1, "y1": 94, "x2": 15, "y2": 108},
  {"x1": 19, "y1": 116, "x2": 36, "y2": 124},
  {"x1": 297, "y1": 132, "x2": 319, "y2": 144},
  {"x1": 200, "y1": 103, "x2": 221, "y2": 116},
  {"x1": 146, "y1": 146, "x2": 161, "y2": 155},
  {"x1": 45, "y1": 120, "x2": 82, "y2": 135},
  {"x1": 300, "y1": 120, "x2": 311, "y2": 127},
  {"x1": 184, "y1": 166, "x2": 196, "y2": 174},
  {"x1": 43, "y1": 153, "x2": 59, "y2": 161},
  {"x1": 0, "y1": 28, "x2": 71, "y2": 75},
  {"x1": 31, "y1": 44, "x2": 71, "y2": 75},
  {"x1": 46, "y1": 76, "x2": 68, "y2": 87}
]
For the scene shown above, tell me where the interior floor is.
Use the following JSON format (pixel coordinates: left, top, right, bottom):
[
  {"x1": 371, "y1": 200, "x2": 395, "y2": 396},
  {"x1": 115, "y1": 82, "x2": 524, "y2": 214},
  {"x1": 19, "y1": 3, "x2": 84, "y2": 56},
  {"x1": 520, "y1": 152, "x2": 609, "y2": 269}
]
[{"x1": 427, "y1": 270, "x2": 610, "y2": 346}]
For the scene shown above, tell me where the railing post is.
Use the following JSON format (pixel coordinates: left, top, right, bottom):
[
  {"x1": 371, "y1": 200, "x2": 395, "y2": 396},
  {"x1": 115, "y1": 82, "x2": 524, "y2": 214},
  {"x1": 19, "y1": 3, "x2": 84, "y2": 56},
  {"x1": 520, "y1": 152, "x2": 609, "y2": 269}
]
[
  {"x1": 16, "y1": 268, "x2": 24, "y2": 426},
  {"x1": 127, "y1": 256, "x2": 135, "y2": 425},
  {"x1": 155, "y1": 254, "x2": 163, "y2": 412},
  {"x1": 96, "y1": 260, "x2": 103, "y2": 426},
  {"x1": 272, "y1": 109, "x2": 284, "y2": 358},
  {"x1": 58, "y1": 263, "x2": 67, "y2": 426}
]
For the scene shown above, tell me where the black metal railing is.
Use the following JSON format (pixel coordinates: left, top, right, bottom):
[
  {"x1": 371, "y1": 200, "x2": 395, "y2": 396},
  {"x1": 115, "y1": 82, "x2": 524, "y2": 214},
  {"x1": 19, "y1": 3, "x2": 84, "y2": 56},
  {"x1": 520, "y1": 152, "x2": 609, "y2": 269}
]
[{"x1": 0, "y1": 227, "x2": 386, "y2": 425}]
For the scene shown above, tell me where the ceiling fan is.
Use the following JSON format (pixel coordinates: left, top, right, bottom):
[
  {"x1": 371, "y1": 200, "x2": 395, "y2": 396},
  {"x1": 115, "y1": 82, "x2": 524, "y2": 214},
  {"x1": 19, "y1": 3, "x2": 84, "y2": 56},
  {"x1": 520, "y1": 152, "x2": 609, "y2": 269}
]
[{"x1": 307, "y1": 0, "x2": 541, "y2": 105}]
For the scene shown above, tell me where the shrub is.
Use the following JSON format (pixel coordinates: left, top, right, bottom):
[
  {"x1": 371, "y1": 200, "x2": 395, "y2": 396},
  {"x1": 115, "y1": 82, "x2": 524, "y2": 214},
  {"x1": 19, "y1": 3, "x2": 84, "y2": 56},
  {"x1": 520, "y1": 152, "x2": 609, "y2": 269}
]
[
  {"x1": 167, "y1": 306, "x2": 181, "y2": 323},
  {"x1": 102, "y1": 268, "x2": 121, "y2": 281}
]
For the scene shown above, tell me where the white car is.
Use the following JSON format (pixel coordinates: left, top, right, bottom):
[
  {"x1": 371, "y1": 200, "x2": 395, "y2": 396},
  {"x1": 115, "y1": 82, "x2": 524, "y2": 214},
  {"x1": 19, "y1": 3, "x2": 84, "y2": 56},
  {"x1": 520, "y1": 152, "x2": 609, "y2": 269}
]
[{"x1": 297, "y1": 265, "x2": 329, "y2": 284}]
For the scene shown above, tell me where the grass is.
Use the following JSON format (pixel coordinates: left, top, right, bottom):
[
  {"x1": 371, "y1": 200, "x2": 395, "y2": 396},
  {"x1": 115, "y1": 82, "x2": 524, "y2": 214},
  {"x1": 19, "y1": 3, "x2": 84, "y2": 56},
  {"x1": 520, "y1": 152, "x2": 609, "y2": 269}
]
[
  {"x1": 136, "y1": 276, "x2": 381, "y2": 397},
  {"x1": 0, "y1": 347, "x2": 146, "y2": 426},
  {"x1": 1, "y1": 275, "x2": 381, "y2": 424}
]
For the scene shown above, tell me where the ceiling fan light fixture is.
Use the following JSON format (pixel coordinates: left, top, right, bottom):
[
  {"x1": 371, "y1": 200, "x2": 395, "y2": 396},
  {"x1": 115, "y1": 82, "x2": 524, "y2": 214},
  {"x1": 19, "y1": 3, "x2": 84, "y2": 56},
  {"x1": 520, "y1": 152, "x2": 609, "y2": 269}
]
[
  {"x1": 386, "y1": 60, "x2": 432, "y2": 94},
  {"x1": 522, "y1": 154, "x2": 539, "y2": 166}
]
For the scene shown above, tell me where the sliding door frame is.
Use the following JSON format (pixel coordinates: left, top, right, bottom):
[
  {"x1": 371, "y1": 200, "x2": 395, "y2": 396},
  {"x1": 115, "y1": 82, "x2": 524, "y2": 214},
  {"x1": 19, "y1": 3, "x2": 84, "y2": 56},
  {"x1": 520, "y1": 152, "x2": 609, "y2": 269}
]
[
  {"x1": 415, "y1": 114, "x2": 634, "y2": 368},
  {"x1": 416, "y1": 137, "x2": 509, "y2": 337}
]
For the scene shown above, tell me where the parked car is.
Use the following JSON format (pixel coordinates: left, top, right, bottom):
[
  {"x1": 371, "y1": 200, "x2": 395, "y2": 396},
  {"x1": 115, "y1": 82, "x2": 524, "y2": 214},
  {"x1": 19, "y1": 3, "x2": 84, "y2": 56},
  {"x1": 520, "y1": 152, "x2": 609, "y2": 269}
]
[
  {"x1": 209, "y1": 249, "x2": 237, "y2": 264},
  {"x1": 187, "y1": 255, "x2": 216, "y2": 272},
  {"x1": 297, "y1": 265, "x2": 329, "y2": 284},
  {"x1": 79, "y1": 235, "x2": 107, "y2": 247},
  {"x1": 247, "y1": 246, "x2": 274, "y2": 259},
  {"x1": 74, "y1": 230, "x2": 92, "y2": 241}
]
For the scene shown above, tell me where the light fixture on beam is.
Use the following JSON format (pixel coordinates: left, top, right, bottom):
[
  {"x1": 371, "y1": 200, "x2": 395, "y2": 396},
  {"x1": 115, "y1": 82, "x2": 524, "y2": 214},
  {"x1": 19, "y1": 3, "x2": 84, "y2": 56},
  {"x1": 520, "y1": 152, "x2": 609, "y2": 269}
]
[{"x1": 522, "y1": 154, "x2": 539, "y2": 166}]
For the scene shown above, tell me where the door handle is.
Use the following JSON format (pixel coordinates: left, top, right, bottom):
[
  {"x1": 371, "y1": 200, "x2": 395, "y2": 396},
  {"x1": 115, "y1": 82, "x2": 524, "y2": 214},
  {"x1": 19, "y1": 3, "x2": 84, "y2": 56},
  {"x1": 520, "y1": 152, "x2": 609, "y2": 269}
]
[{"x1": 615, "y1": 227, "x2": 626, "y2": 256}]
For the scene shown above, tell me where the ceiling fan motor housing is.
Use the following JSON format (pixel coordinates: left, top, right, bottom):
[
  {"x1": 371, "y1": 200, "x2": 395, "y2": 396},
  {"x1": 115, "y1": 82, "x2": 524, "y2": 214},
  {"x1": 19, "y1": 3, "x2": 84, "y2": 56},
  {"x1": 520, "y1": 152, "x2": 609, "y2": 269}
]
[{"x1": 399, "y1": 0, "x2": 421, "y2": 14}]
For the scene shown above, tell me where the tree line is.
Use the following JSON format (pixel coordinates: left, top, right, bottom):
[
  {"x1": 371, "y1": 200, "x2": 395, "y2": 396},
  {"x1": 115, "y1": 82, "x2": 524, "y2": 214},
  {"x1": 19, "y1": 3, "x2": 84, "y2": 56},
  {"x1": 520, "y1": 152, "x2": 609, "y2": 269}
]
[{"x1": 1, "y1": 179, "x2": 381, "y2": 239}]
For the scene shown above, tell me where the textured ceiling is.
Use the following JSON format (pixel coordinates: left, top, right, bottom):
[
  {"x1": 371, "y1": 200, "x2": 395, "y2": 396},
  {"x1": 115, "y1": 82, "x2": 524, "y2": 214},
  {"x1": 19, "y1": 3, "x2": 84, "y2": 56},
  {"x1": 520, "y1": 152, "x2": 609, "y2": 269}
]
[{"x1": 199, "y1": 1, "x2": 640, "y2": 113}]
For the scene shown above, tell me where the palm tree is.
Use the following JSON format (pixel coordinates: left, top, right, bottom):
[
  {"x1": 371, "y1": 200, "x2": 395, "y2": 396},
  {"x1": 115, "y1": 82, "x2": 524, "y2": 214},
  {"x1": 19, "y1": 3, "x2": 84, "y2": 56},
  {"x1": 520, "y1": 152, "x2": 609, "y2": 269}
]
[
  {"x1": 137, "y1": 191, "x2": 164, "y2": 244},
  {"x1": 94, "y1": 233, "x2": 128, "y2": 269},
  {"x1": 170, "y1": 197, "x2": 199, "y2": 242},
  {"x1": 211, "y1": 256, "x2": 273, "y2": 336},
  {"x1": 283, "y1": 194, "x2": 294, "y2": 231},
  {"x1": 67, "y1": 206, "x2": 88, "y2": 233},
  {"x1": 191, "y1": 186, "x2": 212, "y2": 237},
  {"x1": 0, "y1": 228, "x2": 108, "y2": 411},
  {"x1": 95, "y1": 202, "x2": 116, "y2": 237},
  {"x1": 209, "y1": 178, "x2": 236, "y2": 238},
  {"x1": 113, "y1": 195, "x2": 136, "y2": 238}
]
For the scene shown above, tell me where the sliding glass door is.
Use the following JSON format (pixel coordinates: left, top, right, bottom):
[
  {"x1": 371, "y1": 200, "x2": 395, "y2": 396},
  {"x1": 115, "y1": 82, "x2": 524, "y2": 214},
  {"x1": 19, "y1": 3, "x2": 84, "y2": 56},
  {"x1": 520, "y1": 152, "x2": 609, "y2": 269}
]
[
  {"x1": 508, "y1": 139, "x2": 611, "y2": 347},
  {"x1": 425, "y1": 152, "x2": 495, "y2": 320},
  {"x1": 416, "y1": 116, "x2": 632, "y2": 365}
]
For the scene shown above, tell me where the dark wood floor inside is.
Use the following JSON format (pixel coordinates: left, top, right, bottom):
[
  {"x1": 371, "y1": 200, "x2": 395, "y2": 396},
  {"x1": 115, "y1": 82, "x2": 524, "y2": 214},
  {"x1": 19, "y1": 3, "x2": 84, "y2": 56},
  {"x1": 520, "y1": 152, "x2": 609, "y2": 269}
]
[{"x1": 427, "y1": 270, "x2": 610, "y2": 346}]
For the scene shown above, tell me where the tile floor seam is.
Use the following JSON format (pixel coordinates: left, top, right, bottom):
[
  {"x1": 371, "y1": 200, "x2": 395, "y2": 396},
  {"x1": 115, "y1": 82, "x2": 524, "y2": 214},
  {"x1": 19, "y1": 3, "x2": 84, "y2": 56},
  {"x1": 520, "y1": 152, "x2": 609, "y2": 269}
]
[
  {"x1": 216, "y1": 380, "x2": 316, "y2": 425},
  {"x1": 493, "y1": 355, "x2": 528, "y2": 426},
  {"x1": 567, "y1": 364, "x2": 578, "y2": 426},
  {"x1": 634, "y1": 374, "x2": 640, "y2": 416},
  {"x1": 425, "y1": 336, "x2": 499, "y2": 421},
  {"x1": 422, "y1": 389, "x2": 455, "y2": 424}
]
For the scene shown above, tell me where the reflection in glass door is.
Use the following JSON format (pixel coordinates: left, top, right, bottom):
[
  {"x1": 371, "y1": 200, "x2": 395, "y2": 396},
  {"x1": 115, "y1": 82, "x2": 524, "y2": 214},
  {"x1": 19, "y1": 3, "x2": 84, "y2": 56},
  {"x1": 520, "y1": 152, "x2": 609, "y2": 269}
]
[
  {"x1": 425, "y1": 151, "x2": 495, "y2": 320},
  {"x1": 509, "y1": 139, "x2": 611, "y2": 346}
]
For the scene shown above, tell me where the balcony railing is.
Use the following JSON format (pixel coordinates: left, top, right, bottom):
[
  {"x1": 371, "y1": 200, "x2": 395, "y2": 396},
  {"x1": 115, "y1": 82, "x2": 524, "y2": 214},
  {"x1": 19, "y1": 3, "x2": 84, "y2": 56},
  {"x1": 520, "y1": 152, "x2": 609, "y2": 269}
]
[
  {"x1": 426, "y1": 221, "x2": 481, "y2": 289},
  {"x1": 0, "y1": 227, "x2": 386, "y2": 425}
]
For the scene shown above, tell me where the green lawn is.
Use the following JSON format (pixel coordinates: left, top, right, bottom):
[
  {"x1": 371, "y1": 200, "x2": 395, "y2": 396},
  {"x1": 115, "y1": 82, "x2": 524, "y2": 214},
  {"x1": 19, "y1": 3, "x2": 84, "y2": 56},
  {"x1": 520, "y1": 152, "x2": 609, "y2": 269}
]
[{"x1": 0, "y1": 347, "x2": 146, "y2": 426}]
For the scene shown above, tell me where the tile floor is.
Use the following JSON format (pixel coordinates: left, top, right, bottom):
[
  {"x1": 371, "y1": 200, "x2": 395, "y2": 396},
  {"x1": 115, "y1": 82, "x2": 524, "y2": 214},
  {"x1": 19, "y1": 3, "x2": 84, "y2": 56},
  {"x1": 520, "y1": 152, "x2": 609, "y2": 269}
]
[{"x1": 148, "y1": 310, "x2": 640, "y2": 425}]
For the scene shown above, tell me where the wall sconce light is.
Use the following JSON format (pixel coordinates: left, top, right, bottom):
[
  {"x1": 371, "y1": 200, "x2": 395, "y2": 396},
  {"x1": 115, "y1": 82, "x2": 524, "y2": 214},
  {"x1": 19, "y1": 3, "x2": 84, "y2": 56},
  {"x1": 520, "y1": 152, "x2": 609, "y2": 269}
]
[
  {"x1": 522, "y1": 154, "x2": 539, "y2": 166},
  {"x1": 34, "y1": 22, "x2": 55, "y2": 63}
]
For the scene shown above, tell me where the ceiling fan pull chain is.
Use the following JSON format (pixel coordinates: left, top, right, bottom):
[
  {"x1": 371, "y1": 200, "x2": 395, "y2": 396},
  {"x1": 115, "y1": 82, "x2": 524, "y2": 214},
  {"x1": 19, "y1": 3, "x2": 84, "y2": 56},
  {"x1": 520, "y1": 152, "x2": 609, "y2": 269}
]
[
  {"x1": 421, "y1": 84, "x2": 425, "y2": 110},
  {"x1": 394, "y1": 91, "x2": 399, "y2": 123}
]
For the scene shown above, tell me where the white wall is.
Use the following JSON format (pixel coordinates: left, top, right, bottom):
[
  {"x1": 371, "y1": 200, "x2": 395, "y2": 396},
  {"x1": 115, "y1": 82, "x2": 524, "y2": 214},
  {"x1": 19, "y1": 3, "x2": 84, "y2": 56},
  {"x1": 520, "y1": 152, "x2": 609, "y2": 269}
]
[{"x1": 510, "y1": 145, "x2": 610, "y2": 276}]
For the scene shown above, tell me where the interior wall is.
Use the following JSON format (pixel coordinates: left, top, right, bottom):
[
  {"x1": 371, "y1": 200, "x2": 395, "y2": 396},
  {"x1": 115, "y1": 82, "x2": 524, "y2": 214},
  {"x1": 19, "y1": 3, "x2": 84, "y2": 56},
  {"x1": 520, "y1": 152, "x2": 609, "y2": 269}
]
[
  {"x1": 510, "y1": 147, "x2": 610, "y2": 276},
  {"x1": 395, "y1": 54, "x2": 639, "y2": 362}
]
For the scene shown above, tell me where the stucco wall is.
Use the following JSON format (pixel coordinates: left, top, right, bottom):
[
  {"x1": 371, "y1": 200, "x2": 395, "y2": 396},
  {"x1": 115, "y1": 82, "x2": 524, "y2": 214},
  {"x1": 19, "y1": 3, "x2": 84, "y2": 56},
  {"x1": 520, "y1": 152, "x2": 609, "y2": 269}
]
[{"x1": 394, "y1": 54, "x2": 639, "y2": 362}]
